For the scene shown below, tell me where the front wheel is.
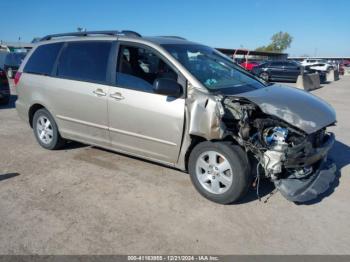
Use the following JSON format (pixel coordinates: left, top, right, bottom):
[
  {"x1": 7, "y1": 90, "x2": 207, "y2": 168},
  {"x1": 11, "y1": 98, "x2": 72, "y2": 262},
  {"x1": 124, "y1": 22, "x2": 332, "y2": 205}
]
[{"x1": 188, "y1": 141, "x2": 251, "y2": 204}]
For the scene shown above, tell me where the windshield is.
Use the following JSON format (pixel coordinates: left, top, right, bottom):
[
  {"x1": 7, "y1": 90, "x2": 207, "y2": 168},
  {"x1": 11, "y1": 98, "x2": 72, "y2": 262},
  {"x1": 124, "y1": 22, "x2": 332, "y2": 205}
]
[{"x1": 162, "y1": 44, "x2": 267, "y2": 94}]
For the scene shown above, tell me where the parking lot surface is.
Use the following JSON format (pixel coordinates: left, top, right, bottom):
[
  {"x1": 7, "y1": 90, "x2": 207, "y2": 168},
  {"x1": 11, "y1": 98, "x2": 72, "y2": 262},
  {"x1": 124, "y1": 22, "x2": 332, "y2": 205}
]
[{"x1": 1, "y1": 77, "x2": 350, "y2": 255}]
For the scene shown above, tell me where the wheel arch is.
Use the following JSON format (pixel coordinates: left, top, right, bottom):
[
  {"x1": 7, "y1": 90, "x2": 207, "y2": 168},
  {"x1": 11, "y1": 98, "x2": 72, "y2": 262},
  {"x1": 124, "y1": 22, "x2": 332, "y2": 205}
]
[
  {"x1": 184, "y1": 134, "x2": 239, "y2": 171},
  {"x1": 28, "y1": 103, "x2": 46, "y2": 128}
]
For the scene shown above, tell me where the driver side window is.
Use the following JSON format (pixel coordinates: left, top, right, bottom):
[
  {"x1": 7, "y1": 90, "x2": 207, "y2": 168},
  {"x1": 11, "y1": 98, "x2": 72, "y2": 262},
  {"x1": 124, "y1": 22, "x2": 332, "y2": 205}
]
[{"x1": 116, "y1": 45, "x2": 178, "y2": 93}]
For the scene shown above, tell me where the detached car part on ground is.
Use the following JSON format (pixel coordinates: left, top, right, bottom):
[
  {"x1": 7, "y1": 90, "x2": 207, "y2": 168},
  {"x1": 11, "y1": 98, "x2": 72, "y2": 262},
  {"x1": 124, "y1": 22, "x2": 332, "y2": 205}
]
[{"x1": 15, "y1": 31, "x2": 337, "y2": 204}]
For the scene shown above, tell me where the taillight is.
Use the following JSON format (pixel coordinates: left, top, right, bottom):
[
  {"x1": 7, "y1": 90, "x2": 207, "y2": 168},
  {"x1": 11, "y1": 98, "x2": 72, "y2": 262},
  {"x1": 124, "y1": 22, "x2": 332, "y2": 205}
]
[{"x1": 14, "y1": 72, "x2": 22, "y2": 86}]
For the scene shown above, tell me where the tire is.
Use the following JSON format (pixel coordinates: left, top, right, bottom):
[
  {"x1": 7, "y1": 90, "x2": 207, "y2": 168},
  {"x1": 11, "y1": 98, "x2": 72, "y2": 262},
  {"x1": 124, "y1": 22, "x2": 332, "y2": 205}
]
[
  {"x1": 32, "y1": 108, "x2": 65, "y2": 150},
  {"x1": 188, "y1": 141, "x2": 251, "y2": 204},
  {"x1": 259, "y1": 72, "x2": 269, "y2": 81}
]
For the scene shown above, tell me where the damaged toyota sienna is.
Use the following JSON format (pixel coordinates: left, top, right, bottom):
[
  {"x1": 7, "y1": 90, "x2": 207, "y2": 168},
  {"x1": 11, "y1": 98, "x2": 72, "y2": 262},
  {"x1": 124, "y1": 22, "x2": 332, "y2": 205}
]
[{"x1": 15, "y1": 31, "x2": 337, "y2": 204}]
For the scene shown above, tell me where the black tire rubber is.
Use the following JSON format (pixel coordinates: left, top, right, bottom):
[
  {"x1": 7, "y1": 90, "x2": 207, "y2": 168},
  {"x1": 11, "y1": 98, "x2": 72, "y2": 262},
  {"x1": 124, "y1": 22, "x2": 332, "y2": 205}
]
[
  {"x1": 32, "y1": 108, "x2": 66, "y2": 150},
  {"x1": 188, "y1": 141, "x2": 251, "y2": 204}
]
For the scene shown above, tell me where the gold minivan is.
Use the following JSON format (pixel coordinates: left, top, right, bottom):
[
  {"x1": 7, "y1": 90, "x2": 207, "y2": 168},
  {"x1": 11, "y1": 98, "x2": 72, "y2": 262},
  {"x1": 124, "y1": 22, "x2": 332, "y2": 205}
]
[{"x1": 16, "y1": 31, "x2": 337, "y2": 204}]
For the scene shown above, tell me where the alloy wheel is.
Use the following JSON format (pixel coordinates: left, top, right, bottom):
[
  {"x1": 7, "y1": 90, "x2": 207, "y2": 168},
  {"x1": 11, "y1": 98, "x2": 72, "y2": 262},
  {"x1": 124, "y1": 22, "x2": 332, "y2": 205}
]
[
  {"x1": 195, "y1": 151, "x2": 233, "y2": 194},
  {"x1": 260, "y1": 72, "x2": 269, "y2": 81},
  {"x1": 36, "y1": 116, "x2": 54, "y2": 144}
]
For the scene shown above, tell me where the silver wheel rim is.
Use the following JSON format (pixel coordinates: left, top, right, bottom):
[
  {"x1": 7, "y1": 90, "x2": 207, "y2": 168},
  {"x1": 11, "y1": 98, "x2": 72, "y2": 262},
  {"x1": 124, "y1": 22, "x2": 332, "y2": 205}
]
[
  {"x1": 7, "y1": 68, "x2": 13, "y2": 78},
  {"x1": 36, "y1": 116, "x2": 53, "y2": 144},
  {"x1": 195, "y1": 151, "x2": 233, "y2": 194},
  {"x1": 260, "y1": 72, "x2": 268, "y2": 81}
]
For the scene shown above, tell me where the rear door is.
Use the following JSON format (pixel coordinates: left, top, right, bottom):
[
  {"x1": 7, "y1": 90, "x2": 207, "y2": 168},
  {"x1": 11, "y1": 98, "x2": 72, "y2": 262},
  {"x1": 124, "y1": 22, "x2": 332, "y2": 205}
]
[
  {"x1": 51, "y1": 41, "x2": 113, "y2": 146},
  {"x1": 107, "y1": 43, "x2": 185, "y2": 164},
  {"x1": 268, "y1": 61, "x2": 285, "y2": 80}
]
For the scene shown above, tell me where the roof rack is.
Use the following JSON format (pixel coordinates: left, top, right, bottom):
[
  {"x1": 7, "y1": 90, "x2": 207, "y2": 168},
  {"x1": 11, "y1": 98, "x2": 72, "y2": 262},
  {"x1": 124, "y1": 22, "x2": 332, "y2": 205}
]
[
  {"x1": 39, "y1": 30, "x2": 142, "y2": 41},
  {"x1": 159, "y1": 36, "x2": 187, "y2": 40}
]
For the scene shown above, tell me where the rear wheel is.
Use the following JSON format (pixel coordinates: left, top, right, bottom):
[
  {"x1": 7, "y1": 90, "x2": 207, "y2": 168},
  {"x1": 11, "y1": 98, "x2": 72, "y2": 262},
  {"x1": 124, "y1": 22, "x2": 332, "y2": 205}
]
[
  {"x1": 33, "y1": 108, "x2": 65, "y2": 150},
  {"x1": 259, "y1": 72, "x2": 269, "y2": 81},
  {"x1": 188, "y1": 141, "x2": 251, "y2": 204},
  {"x1": 7, "y1": 68, "x2": 13, "y2": 79}
]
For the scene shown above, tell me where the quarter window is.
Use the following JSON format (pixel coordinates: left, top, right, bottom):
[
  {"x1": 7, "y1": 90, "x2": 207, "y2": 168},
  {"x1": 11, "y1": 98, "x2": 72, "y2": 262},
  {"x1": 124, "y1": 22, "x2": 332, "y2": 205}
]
[
  {"x1": 116, "y1": 45, "x2": 178, "y2": 93},
  {"x1": 24, "y1": 43, "x2": 63, "y2": 76},
  {"x1": 57, "y1": 41, "x2": 112, "y2": 83}
]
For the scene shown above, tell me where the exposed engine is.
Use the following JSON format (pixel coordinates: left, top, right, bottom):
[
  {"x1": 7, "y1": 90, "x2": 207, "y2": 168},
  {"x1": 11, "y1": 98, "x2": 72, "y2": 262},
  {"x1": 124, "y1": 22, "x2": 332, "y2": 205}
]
[
  {"x1": 262, "y1": 127, "x2": 288, "y2": 174},
  {"x1": 221, "y1": 96, "x2": 335, "y2": 202}
]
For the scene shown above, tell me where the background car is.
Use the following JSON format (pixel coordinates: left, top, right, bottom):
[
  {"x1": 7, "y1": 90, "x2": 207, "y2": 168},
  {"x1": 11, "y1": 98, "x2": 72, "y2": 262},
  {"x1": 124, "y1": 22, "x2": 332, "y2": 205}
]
[
  {"x1": 304, "y1": 65, "x2": 327, "y2": 83},
  {"x1": 0, "y1": 67, "x2": 10, "y2": 105},
  {"x1": 300, "y1": 58, "x2": 333, "y2": 72},
  {"x1": 251, "y1": 60, "x2": 302, "y2": 82},
  {"x1": 4, "y1": 52, "x2": 26, "y2": 79},
  {"x1": 240, "y1": 60, "x2": 259, "y2": 71},
  {"x1": 339, "y1": 60, "x2": 350, "y2": 75}
]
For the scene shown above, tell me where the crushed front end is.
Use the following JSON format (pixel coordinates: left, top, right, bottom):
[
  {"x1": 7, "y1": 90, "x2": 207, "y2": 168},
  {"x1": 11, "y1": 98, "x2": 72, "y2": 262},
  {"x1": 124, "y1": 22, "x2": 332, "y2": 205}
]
[{"x1": 221, "y1": 96, "x2": 337, "y2": 202}]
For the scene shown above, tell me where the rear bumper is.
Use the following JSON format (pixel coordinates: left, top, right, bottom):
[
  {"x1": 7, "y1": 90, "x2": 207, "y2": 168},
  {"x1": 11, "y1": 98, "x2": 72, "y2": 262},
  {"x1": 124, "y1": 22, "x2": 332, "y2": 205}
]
[
  {"x1": 274, "y1": 158, "x2": 337, "y2": 202},
  {"x1": 15, "y1": 99, "x2": 29, "y2": 122}
]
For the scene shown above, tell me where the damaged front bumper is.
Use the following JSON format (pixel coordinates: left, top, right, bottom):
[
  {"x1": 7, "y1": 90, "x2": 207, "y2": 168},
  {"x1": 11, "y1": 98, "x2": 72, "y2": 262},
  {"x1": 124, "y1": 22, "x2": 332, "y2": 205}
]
[
  {"x1": 274, "y1": 133, "x2": 337, "y2": 202},
  {"x1": 284, "y1": 132, "x2": 335, "y2": 169}
]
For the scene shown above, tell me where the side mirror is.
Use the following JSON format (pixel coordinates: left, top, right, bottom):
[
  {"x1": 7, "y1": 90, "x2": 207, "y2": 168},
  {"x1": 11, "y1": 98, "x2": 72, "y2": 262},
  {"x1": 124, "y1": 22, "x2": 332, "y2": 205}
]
[{"x1": 153, "y1": 78, "x2": 182, "y2": 97}]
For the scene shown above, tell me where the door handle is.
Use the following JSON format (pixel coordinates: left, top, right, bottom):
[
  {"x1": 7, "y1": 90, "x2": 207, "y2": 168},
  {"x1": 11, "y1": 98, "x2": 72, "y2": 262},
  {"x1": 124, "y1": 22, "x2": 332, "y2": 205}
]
[
  {"x1": 93, "y1": 88, "x2": 107, "y2": 96},
  {"x1": 110, "y1": 92, "x2": 124, "y2": 100}
]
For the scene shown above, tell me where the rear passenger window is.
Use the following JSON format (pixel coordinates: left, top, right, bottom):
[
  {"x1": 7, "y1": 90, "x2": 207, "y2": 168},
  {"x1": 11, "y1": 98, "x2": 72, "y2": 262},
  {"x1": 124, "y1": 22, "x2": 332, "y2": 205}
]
[
  {"x1": 57, "y1": 41, "x2": 111, "y2": 83},
  {"x1": 270, "y1": 62, "x2": 284, "y2": 67},
  {"x1": 24, "y1": 43, "x2": 63, "y2": 76}
]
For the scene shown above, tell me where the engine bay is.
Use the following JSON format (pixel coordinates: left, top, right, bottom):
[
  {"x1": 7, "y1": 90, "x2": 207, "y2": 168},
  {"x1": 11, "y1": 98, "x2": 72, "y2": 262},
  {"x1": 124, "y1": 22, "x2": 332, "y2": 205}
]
[{"x1": 221, "y1": 96, "x2": 336, "y2": 202}]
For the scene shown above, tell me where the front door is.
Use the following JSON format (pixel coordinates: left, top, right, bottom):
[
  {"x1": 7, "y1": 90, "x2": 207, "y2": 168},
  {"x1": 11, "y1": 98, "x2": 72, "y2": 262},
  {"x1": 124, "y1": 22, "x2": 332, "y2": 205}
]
[
  {"x1": 283, "y1": 61, "x2": 301, "y2": 81},
  {"x1": 268, "y1": 61, "x2": 285, "y2": 80},
  {"x1": 108, "y1": 44, "x2": 185, "y2": 164}
]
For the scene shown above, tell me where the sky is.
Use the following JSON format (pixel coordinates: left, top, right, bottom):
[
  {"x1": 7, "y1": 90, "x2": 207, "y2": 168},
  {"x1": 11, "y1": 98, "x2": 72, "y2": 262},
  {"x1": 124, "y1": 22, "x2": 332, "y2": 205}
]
[{"x1": 0, "y1": 0, "x2": 349, "y2": 56}]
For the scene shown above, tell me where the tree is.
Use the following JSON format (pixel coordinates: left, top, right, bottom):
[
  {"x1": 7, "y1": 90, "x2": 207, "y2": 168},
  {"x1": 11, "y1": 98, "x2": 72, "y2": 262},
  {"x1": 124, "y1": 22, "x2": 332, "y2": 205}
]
[{"x1": 256, "y1": 31, "x2": 293, "y2": 53}]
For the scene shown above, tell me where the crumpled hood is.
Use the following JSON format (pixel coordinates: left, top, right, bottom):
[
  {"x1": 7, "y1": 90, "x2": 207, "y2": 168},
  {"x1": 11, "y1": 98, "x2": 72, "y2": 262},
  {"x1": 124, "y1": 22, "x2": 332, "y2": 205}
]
[{"x1": 235, "y1": 84, "x2": 336, "y2": 134}]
